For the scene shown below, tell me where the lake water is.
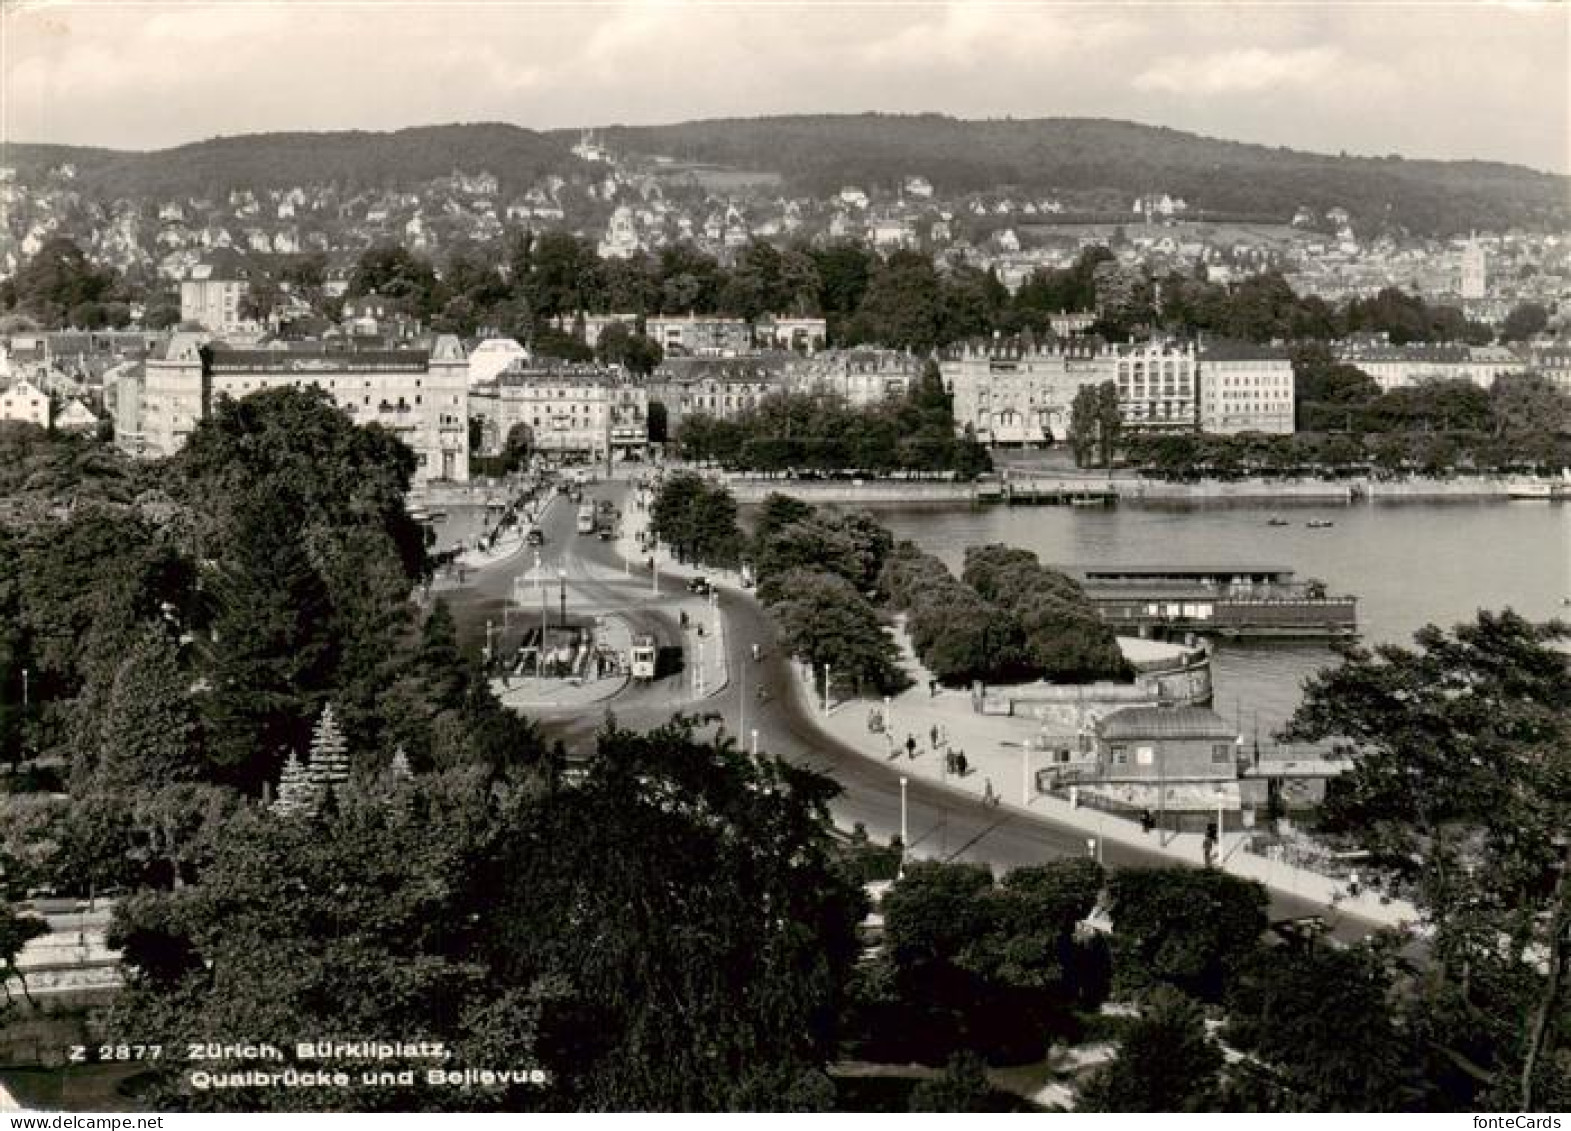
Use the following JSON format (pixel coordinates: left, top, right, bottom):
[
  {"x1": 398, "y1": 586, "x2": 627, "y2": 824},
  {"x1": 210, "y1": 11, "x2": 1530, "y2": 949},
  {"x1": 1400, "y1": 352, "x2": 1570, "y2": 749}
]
[{"x1": 879, "y1": 500, "x2": 1571, "y2": 740}]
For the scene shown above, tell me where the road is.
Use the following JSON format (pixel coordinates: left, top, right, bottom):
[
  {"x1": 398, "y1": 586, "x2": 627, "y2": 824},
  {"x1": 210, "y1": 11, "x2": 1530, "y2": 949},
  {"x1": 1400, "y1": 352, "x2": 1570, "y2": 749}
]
[{"x1": 443, "y1": 476, "x2": 1379, "y2": 937}]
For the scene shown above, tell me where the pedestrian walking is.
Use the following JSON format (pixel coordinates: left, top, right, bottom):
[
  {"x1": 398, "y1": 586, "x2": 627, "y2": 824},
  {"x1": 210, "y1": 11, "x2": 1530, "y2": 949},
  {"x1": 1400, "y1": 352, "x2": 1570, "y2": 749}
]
[
  {"x1": 1203, "y1": 822, "x2": 1218, "y2": 868},
  {"x1": 1140, "y1": 809, "x2": 1154, "y2": 835},
  {"x1": 929, "y1": 724, "x2": 939, "y2": 748},
  {"x1": 905, "y1": 733, "x2": 917, "y2": 759},
  {"x1": 955, "y1": 751, "x2": 968, "y2": 777}
]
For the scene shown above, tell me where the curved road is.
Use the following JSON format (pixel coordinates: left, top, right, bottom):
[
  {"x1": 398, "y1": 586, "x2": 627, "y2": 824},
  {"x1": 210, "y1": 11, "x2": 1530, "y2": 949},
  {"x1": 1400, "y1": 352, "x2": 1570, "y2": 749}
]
[{"x1": 445, "y1": 477, "x2": 1375, "y2": 936}]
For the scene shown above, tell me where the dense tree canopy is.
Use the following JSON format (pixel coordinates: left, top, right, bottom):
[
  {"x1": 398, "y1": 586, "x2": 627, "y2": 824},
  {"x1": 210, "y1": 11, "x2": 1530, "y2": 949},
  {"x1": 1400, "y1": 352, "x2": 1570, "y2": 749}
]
[{"x1": 1283, "y1": 611, "x2": 1571, "y2": 1110}]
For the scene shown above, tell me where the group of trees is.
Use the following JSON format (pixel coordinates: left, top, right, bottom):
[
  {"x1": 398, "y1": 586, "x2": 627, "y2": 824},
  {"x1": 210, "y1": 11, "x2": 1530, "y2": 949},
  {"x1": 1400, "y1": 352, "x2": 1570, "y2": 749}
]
[
  {"x1": 647, "y1": 469, "x2": 744, "y2": 568},
  {"x1": 105, "y1": 718, "x2": 866, "y2": 1112},
  {"x1": 0, "y1": 390, "x2": 546, "y2": 897},
  {"x1": 674, "y1": 364, "x2": 990, "y2": 479},
  {"x1": 878, "y1": 543, "x2": 1130, "y2": 688},
  {"x1": 749, "y1": 495, "x2": 907, "y2": 696},
  {"x1": 0, "y1": 237, "x2": 136, "y2": 331},
  {"x1": 1282, "y1": 610, "x2": 1571, "y2": 1111},
  {"x1": 1067, "y1": 381, "x2": 1122, "y2": 468}
]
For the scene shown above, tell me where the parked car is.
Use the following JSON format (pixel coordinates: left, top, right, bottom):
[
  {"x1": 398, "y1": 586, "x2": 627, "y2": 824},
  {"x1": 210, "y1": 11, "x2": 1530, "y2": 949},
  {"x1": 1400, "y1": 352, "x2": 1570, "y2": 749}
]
[{"x1": 687, "y1": 576, "x2": 710, "y2": 596}]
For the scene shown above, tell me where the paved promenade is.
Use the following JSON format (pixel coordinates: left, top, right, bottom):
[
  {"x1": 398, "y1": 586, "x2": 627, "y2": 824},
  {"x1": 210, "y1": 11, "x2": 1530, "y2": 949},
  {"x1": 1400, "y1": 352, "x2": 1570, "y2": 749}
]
[{"x1": 802, "y1": 629, "x2": 1420, "y2": 929}]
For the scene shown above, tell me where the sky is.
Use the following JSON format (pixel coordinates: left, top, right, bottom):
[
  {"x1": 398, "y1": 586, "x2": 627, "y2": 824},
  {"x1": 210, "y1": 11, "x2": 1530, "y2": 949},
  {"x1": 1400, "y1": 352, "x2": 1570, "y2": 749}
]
[{"x1": 2, "y1": 0, "x2": 1568, "y2": 173}]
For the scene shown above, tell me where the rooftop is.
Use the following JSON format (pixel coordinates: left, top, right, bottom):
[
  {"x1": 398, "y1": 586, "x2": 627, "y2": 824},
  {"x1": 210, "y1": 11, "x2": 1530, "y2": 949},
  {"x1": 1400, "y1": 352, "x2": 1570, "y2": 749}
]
[{"x1": 1097, "y1": 706, "x2": 1239, "y2": 742}]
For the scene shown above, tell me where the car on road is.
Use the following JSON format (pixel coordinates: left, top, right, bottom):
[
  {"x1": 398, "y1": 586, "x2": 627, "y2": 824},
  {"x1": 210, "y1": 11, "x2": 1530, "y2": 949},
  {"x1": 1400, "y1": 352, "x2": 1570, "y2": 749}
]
[
  {"x1": 526, "y1": 528, "x2": 544, "y2": 546},
  {"x1": 686, "y1": 576, "x2": 710, "y2": 595},
  {"x1": 597, "y1": 527, "x2": 614, "y2": 540}
]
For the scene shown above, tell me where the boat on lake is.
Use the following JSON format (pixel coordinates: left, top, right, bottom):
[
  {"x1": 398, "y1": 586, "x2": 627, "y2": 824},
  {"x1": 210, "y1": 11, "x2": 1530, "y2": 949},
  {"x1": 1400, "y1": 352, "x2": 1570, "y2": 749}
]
[{"x1": 1306, "y1": 520, "x2": 1335, "y2": 529}]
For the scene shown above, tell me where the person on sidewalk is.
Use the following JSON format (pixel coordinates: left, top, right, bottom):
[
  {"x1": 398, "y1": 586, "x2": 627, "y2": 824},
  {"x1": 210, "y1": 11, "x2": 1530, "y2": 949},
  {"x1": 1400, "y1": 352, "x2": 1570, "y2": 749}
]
[
  {"x1": 955, "y1": 752, "x2": 968, "y2": 778},
  {"x1": 905, "y1": 734, "x2": 917, "y2": 759},
  {"x1": 1203, "y1": 823, "x2": 1218, "y2": 868},
  {"x1": 1140, "y1": 809, "x2": 1155, "y2": 835},
  {"x1": 929, "y1": 723, "x2": 940, "y2": 748}
]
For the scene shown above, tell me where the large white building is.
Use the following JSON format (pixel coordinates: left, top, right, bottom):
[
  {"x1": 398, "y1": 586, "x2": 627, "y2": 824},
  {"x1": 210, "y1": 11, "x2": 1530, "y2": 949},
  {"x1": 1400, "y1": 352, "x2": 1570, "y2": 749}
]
[
  {"x1": 180, "y1": 251, "x2": 252, "y2": 336},
  {"x1": 1334, "y1": 341, "x2": 1527, "y2": 392},
  {"x1": 131, "y1": 333, "x2": 470, "y2": 481},
  {"x1": 946, "y1": 337, "x2": 1285, "y2": 444},
  {"x1": 1113, "y1": 339, "x2": 1199, "y2": 433},
  {"x1": 1197, "y1": 342, "x2": 1296, "y2": 435},
  {"x1": 941, "y1": 341, "x2": 1113, "y2": 446},
  {"x1": 469, "y1": 363, "x2": 647, "y2": 461}
]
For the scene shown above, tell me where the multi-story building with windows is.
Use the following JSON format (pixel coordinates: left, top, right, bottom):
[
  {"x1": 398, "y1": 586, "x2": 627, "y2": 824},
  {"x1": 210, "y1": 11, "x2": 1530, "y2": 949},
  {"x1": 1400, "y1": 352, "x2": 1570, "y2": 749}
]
[
  {"x1": 785, "y1": 349, "x2": 922, "y2": 408},
  {"x1": 179, "y1": 250, "x2": 252, "y2": 336},
  {"x1": 132, "y1": 333, "x2": 470, "y2": 481},
  {"x1": 647, "y1": 357, "x2": 788, "y2": 431},
  {"x1": 941, "y1": 339, "x2": 1109, "y2": 446},
  {"x1": 1113, "y1": 338, "x2": 1198, "y2": 433},
  {"x1": 1197, "y1": 341, "x2": 1295, "y2": 435},
  {"x1": 469, "y1": 363, "x2": 647, "y2": 461},
  {"x1": 1333, "y1": 340, "x2": 1526, "y2": 392},
  {"x1": 644, "y1": 315, "x2": 752, "y2": 357}
]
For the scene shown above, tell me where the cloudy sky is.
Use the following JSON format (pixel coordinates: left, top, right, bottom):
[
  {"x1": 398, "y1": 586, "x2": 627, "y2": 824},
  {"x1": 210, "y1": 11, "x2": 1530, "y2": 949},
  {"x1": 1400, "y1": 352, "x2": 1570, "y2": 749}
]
[{"x1": 3, "y1": 0, "x2": 1568, "y2": 172}]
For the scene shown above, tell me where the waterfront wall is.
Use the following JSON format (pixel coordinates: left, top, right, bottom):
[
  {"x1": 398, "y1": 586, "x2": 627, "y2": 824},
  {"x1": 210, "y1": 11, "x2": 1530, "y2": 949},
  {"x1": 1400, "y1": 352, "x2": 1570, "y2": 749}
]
[
  {"x1": 725, "y1": 478, "x2": 975, "y2": 505},
  {"x1": 681, "y1": 469, "x2": 1550, "y2": 507}
]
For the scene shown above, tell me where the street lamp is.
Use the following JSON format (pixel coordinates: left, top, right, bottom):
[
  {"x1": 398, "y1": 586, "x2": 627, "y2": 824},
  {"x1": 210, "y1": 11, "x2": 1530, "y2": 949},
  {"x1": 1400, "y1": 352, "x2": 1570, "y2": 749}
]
[
  {"x1": 483, "y1": 619, "x2": 496, "y2": 664},
  {"x1": 751, "y1": 728, "x2": 759, "y2": 756},
  {"x1": 21, "y1": 668, "x2": 28, "y2": 711},
  {"x1": 558, "y1": 568, "x2": 568, "y2": 631},
  {"x1": 899, "y1": 775, "x2": 909, "y2": 874},
  {"x1": 822, "y1": 663, "x2": 832, "y2": 716}
]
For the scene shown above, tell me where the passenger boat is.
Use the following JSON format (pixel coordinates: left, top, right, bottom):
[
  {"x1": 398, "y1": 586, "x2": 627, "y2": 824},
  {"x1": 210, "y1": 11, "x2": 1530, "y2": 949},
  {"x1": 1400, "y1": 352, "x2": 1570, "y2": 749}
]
[{"x1": 1305, "y1": 520, "x2": 1335, "y2": 529}]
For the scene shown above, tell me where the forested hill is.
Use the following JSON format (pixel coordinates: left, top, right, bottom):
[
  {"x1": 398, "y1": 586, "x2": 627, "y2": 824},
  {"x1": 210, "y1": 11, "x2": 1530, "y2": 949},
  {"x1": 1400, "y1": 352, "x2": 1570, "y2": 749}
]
[
  {"x1": 2, "y1": 123, "x2": 575, "y2": 199},
  {"x1": 6, "y1": 115, "x2": 1566, "y2": 234},
  {"x1": 598, "y1": 115, "x2": 1569, "y2": 234}
]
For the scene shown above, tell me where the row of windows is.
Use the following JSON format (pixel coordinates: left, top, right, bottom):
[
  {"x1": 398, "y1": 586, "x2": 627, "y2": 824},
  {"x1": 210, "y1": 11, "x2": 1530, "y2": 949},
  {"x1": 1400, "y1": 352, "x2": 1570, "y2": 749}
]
[{"x1": 1107, "y1": 743, "x2": 1235, "y2": 766}]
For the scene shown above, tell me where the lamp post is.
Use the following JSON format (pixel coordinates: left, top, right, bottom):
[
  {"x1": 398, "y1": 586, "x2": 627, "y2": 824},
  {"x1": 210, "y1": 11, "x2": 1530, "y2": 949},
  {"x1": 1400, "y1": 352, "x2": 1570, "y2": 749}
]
[
  {"x1": 534, "y1": 550, "x2": 543, "y2": 595},
  {"x1": 558, "y1": 569, "x2": 568, "y2": 631},
  {"x1": 822, "y1": 663, "x2": 831, "y2": 716},
  {"x1": 484, "y1": 619, "x2": 496, "y2": 665},
  {"x1": 21, "y1": 668, "x2": 28, "y2": 712},
  {"x1": 651, "y1": 548, "x2": 659, "y2": 595},
  {"x1": 883, "y1": 695, "x2": 891, "y2": 744},
  {"x1": 899, "y1": 775, "x2": 909, "y2": 875},
  {"x1": 695, "y1": 637, "x2": 706, "y2": 697},
  {"x1": 751, "y1": 728, "x2": 759, "y2": 756},
  {"x1": 1022, "y1": 744, "x2": 1031, "y2": 806}
]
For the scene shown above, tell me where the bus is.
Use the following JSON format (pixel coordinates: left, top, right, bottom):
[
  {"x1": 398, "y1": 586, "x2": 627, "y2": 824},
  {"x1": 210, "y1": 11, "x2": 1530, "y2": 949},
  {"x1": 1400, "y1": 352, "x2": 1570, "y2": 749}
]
[
  {"x1": 630, "y1": 633, "x2": 658, "y2": 681},
  {"x1": 576, "y1": 503, "x2": 596, "y2": 534}
]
